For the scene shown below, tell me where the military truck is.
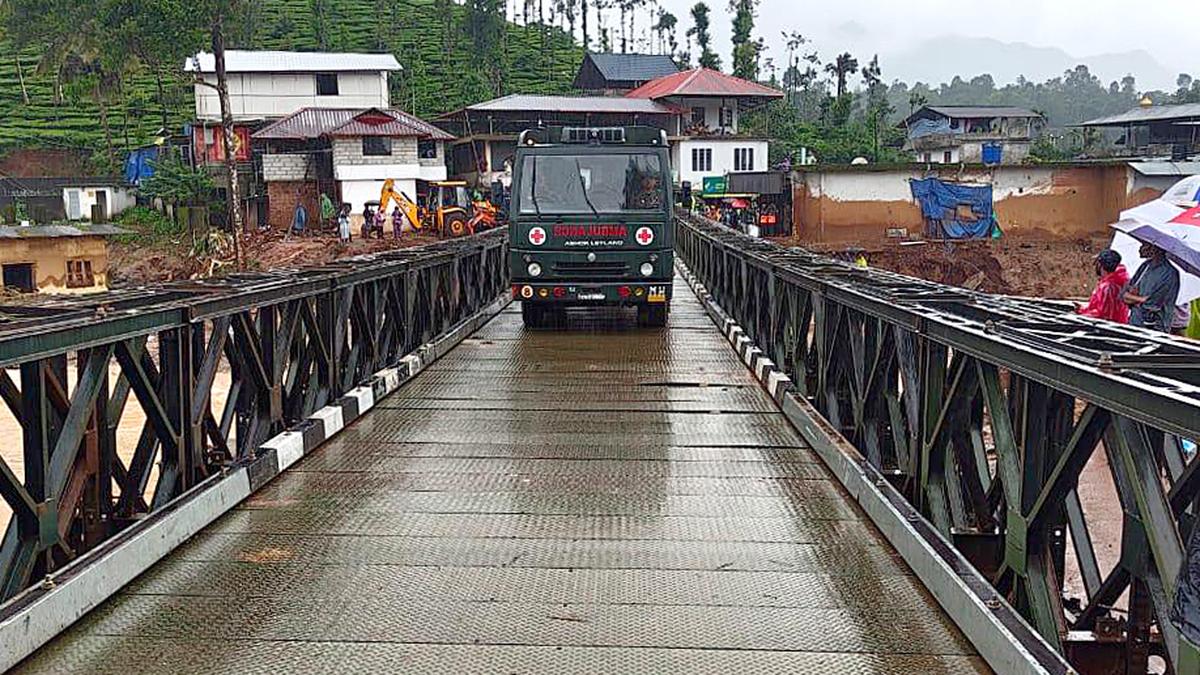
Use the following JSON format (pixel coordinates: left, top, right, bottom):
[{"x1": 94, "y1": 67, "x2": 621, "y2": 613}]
[{"x1": 510, "y1": 126, "x2": 673, "y2": 328}]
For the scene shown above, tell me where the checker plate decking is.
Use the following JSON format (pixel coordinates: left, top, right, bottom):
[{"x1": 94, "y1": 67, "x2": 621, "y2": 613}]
[{"x1": 14, "y1": 275, "x2": 990, "y2": 674}]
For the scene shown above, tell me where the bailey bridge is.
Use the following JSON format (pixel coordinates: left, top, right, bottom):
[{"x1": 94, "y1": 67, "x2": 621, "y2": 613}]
[{"x1": 0, "y1": 215, "x2": 1198, "y2": 674}]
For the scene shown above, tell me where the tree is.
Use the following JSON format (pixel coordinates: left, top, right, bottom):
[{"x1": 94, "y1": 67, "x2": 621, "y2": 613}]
[
  {"x1": 1174, "y1": 73, "x2": 1200, "y2": 104},
  {"x1": 580, "y1": 0, "x2": 589, "y2": 49},
  {"x1": 653, "y1": 10, "x2": 676, "y2": 57},
  {"x1": 686, "y1": 3, "x2": 719, "y2": 70},
  {"x1": 728, "y1": 0, "x2": 758, "y2": 80},
  {"x1": 825, "y1": 52, "x2": 857, "y2": 98},
  {"x1": 467, "y1": 0, "x2": 505, "y2": 96},
  {"x1": 908, "y1": 90, "x2": 927, "y2": 115},
  {"x1": 5, "y1": 0, "x2": 131, "y2": 169}
]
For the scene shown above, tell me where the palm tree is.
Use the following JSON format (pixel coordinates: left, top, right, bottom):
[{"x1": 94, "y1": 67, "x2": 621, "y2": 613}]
[{"x1": 825, "y1": 52, "x2": 858, "y2": 97}]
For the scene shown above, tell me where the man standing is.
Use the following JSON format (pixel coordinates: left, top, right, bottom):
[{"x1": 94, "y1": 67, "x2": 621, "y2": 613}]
[
  {"x1": 1077, "y1": 249, "x2": 1130, "y2": 323},
  {"x1": 1124, "y1": 242, "x2": 1181, "y2": 332}
]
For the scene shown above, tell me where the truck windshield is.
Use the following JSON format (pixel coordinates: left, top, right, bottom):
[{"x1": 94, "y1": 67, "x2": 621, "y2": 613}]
[{"x1": 518, "y1": 153, "x2": 664, "y2": 215}]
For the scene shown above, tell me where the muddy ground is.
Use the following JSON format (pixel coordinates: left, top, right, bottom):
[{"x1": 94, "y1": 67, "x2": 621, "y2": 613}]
[
  {"x1": 774, "y1": 232, "x2": 1112, "y2": 300},
  {"x1": 110, "y1": 225, "x2": 446, "y2": 286}
]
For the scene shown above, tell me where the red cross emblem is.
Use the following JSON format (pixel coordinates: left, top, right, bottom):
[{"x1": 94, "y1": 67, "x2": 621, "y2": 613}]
[
  {"x1": 528, "y1": 227, "x2": 546, "y2": 246},
  {"x1": 635, "y1": 227, "x2": 654, "y2": 246}
]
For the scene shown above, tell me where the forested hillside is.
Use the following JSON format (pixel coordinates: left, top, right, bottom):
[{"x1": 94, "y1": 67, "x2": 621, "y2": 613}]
[{"x1": 0, "y1": 0, "x2": 582, "y2": 164}]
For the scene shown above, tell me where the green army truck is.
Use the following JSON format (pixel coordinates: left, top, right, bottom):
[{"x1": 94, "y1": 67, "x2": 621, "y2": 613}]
[{"x1": 509, "y1": 126, "x2": 673, "y2": 328}]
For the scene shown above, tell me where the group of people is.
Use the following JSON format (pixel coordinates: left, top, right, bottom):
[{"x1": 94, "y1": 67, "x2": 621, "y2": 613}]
[{"x1": 1077, "y1": 242, "x2": 1198, "y2": 337}]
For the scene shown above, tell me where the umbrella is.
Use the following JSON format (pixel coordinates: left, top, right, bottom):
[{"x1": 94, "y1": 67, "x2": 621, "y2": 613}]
[
  {"x1": 1170, "y1": 205, "x2": 1200, "y2": 226},
  {"x1": 1110, "y1": 219, "x2": 1200, "y2": 304},
  {"x1": 1161, "y1": 174, "x2": 1200, "y2": 208}
]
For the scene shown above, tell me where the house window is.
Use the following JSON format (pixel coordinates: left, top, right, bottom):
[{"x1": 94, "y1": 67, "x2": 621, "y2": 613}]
[
  {"x1": 734, "y1": 148, "x2": 755, "y2": 172},
  {"x1": 315, "y1": 73, "x2": 339, "y2": 96},
  {"x1": 690, "y1": 107, "x2": 706, "y2": 126},
  {"x1": 719, "y1": 107, "x2": 734, "y2": 129},
  {"x1": 943, "y1": 150, "x2": 953, "y2": 163},
  {"x1": 66, "y1": 259, "x2": 94, "y2": 288},
  {"x1": 418, "y1": 140, "x2": 438, "y2": 159},
  {"x1": 2, "y1": 263, "x2": 35, "y2": 293},
  {"x1": 691, "y1": 147, "x2": 712, "y2": 172},
  {"x1": 362, "y1": 137, "x2": 393, "y2": 156}
]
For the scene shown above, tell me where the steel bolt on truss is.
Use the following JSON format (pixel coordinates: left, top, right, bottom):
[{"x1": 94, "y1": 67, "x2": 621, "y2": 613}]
[
  {"x1": 675, "y1": 211, "x2": 1200, "y2": 675},
  {"x1": 0, "y1": 230, "x2": 508, "y2": 602}
]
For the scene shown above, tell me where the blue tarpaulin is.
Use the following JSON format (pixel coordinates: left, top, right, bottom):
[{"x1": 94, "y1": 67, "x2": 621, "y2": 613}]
[
  {"x1": 907, "y1": 117, "x2": 957, "y2": 139},
  {"x1": 124, "y1": 146, "x2": 161, "y2": 186},
  {"x1": 909, "y1": 177, "x2": 999, "y2": 239}
]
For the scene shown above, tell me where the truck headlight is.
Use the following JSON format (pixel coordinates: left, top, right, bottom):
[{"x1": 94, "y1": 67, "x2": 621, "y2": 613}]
[
  {"x1": 640, "y1": 262, "x2": 654, "y2": 277},
  {"x1": 528, "y1": 262, "x2": 543, "y2": 277}
]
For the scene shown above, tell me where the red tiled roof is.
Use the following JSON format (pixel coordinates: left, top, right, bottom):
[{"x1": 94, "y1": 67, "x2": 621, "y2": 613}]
[
  {"x1": 253, "y1": 107, "x2": 454, "y2": 141},
  {"x1": 625, "y1": 68, "x2": 783, "y2": 100}
]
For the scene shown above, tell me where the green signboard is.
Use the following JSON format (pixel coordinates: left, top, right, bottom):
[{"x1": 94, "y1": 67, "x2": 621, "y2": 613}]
[{"x1": 701, "y1": 176, "x2": 727, "y2": 196}]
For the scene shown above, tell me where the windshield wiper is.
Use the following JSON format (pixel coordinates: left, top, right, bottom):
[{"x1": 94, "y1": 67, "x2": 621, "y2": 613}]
[
  {"x1": 574, "y1": 158, "x2": 600, "y2": 218},
  {"x1": 529, "y1": 156, "x2": 543, "y2": 219}
]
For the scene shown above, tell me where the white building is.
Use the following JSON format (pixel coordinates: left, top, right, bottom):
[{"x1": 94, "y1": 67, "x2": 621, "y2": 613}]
[
  {"x1": 184, "y1": 50, "x2": 402, "y2": 122},
  {"x1": 253, "y1": 107, "x2": 453, "y2": 229},
  {"x1": 626, "y1": 68, "x2": 781, "y2": 192}
]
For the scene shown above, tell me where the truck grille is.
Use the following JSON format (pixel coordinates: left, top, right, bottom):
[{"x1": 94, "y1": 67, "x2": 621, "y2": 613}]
[{"x1": 552, "y1": 261, "x2": 630, "y2": 277}]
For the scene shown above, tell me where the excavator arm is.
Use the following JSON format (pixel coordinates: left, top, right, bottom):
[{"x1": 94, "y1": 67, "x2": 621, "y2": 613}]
[{"x1": 379, "y1": 179, "x2": 423, "y2": 231}]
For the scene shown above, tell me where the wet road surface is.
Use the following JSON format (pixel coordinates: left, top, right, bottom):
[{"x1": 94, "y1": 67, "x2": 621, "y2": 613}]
[{"x1": 15, "y1": 275, "x2": 990, "y2": 674}]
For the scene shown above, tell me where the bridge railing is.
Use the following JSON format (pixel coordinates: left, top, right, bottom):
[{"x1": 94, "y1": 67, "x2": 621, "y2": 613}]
[
  {"x1": 0, "y1": 230, "x2": 508, "y2": 602},
  {"x1": 676, "y1": 212, "x2": 1200, "y2": 673}
]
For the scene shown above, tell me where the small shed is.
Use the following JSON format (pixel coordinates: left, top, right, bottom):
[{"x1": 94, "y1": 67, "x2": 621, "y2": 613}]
[
  {"x1": 0, "y1": 223, "x2": 125, "y2": 294},
  {"x1": 0, "y1": 177, "x2": 135, "y2": 223}
]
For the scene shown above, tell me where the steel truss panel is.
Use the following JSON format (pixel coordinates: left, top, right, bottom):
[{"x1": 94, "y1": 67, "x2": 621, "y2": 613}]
[{"x1": 675, "y1": 212, "x2": 1200, "y2": 674}]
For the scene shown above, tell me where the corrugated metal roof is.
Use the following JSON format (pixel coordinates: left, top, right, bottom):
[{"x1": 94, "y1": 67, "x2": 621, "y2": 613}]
[
  {"x1": 463, "y1": 94, "x2": 676, "y2": 114},
  {"x1": 0, "y1": 224, "x2": 127, "y2": 239},
  {"x1": 1078, "y1": 103, "x2": 1200, "y2": 127},
  {"x1": 582, "y1": 53, "x2": 679, "y2": 83},
  {"x1": 253, "y1": 107, "x2": 453, "y2": 141},
  {"x1": 924, "y1": 106, "x2": 1041, "y2": 119},
  {"x1": 1128, "y1": 161, "x2": 1200, "y2": 177},
  {"x1": 625, "y1": 68, "x2": 783, "y2": 100},
  {"x1": 184, "y1": 50, "x2": 401, "y2": 73}
]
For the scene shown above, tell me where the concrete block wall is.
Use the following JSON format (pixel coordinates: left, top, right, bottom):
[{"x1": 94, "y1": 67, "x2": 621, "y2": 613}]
[
  {"x1": 332, "y1": 137, "x2": 418, "y2": 167},
  {"x1": 262, "y1": 154, "x2": 311, "y2": 181},
  {"x1": 417, "y1": 141, "x2": 444, "y2": 168}
]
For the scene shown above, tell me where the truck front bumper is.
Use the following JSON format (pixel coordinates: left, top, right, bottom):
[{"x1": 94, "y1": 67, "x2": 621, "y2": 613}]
[{"x1": 511, "y1": 281, "x2": 672, "y2": 304}]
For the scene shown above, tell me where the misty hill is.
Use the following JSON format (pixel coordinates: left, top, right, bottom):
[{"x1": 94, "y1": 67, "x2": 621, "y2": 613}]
[{"x1": 885, "y1": 35, "x2": 1177, "y2": 91}]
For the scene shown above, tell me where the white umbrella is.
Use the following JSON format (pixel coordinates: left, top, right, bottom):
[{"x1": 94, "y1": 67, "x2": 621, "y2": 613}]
[
  {"x1": 1109, "y1": 197, "x2": 1200, "y2": 304},
  {"x1": 1161, "y1": 174, "x2": 1200, "y2": 208}
]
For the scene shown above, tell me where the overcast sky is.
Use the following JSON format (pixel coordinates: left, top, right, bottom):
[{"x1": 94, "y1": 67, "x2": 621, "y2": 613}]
[{"x1": 654, "y1": 0, "x2": 1193, "y2": 90}]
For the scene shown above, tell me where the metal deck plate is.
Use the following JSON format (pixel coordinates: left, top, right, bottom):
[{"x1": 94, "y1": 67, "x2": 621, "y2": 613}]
[{"x1": 14, "y1": 275, "x2": 990, "y2": 674}]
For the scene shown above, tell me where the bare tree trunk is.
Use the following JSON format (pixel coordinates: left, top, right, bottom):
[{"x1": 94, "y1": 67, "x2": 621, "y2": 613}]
[
  {"x1": 94, "y1": 79, "x2": 116, "y2": 171},
  {"x1": 14, "y1": 56, "x2": 29, "y2": 104},
  {"x1": 212, "y1": 12, "x2": 244, "y2": 269},
  {"x1": 580, "y1": 0, "x2": 589, "y2": 50}
]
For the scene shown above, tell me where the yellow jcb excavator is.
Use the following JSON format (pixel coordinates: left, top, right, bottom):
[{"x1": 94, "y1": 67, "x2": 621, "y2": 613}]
[{"x1": 378, "y1": 179, "x2": 472, "y2": 237}]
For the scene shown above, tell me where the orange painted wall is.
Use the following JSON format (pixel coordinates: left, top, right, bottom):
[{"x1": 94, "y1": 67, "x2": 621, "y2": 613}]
[{"x1": 792, "y1": 164, "x2": 1160, "y2": 244}]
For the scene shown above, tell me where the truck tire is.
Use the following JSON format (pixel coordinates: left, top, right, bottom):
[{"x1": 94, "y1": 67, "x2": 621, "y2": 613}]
[{"x1": 637, "y1": 303, "x2": 668, "y2": 328}]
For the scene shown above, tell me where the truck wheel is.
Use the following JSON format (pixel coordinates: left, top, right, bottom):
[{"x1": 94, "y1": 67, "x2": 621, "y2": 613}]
[
  {"x1": 521, "y1": 302, "x2": 545, "y2": 328},
  {"x1": 637, "y1": 303, "x2": 669, "y2": 328}
]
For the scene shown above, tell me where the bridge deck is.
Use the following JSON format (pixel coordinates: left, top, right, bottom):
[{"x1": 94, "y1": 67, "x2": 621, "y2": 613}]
[{"x1": 16, "y1": 276, "x2": 989, "y2": 674}]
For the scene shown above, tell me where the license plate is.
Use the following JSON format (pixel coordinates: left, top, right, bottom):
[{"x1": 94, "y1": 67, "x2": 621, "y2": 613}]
[{"x1": 578, "y1": 293, "x2": 605, "y2": 301}]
